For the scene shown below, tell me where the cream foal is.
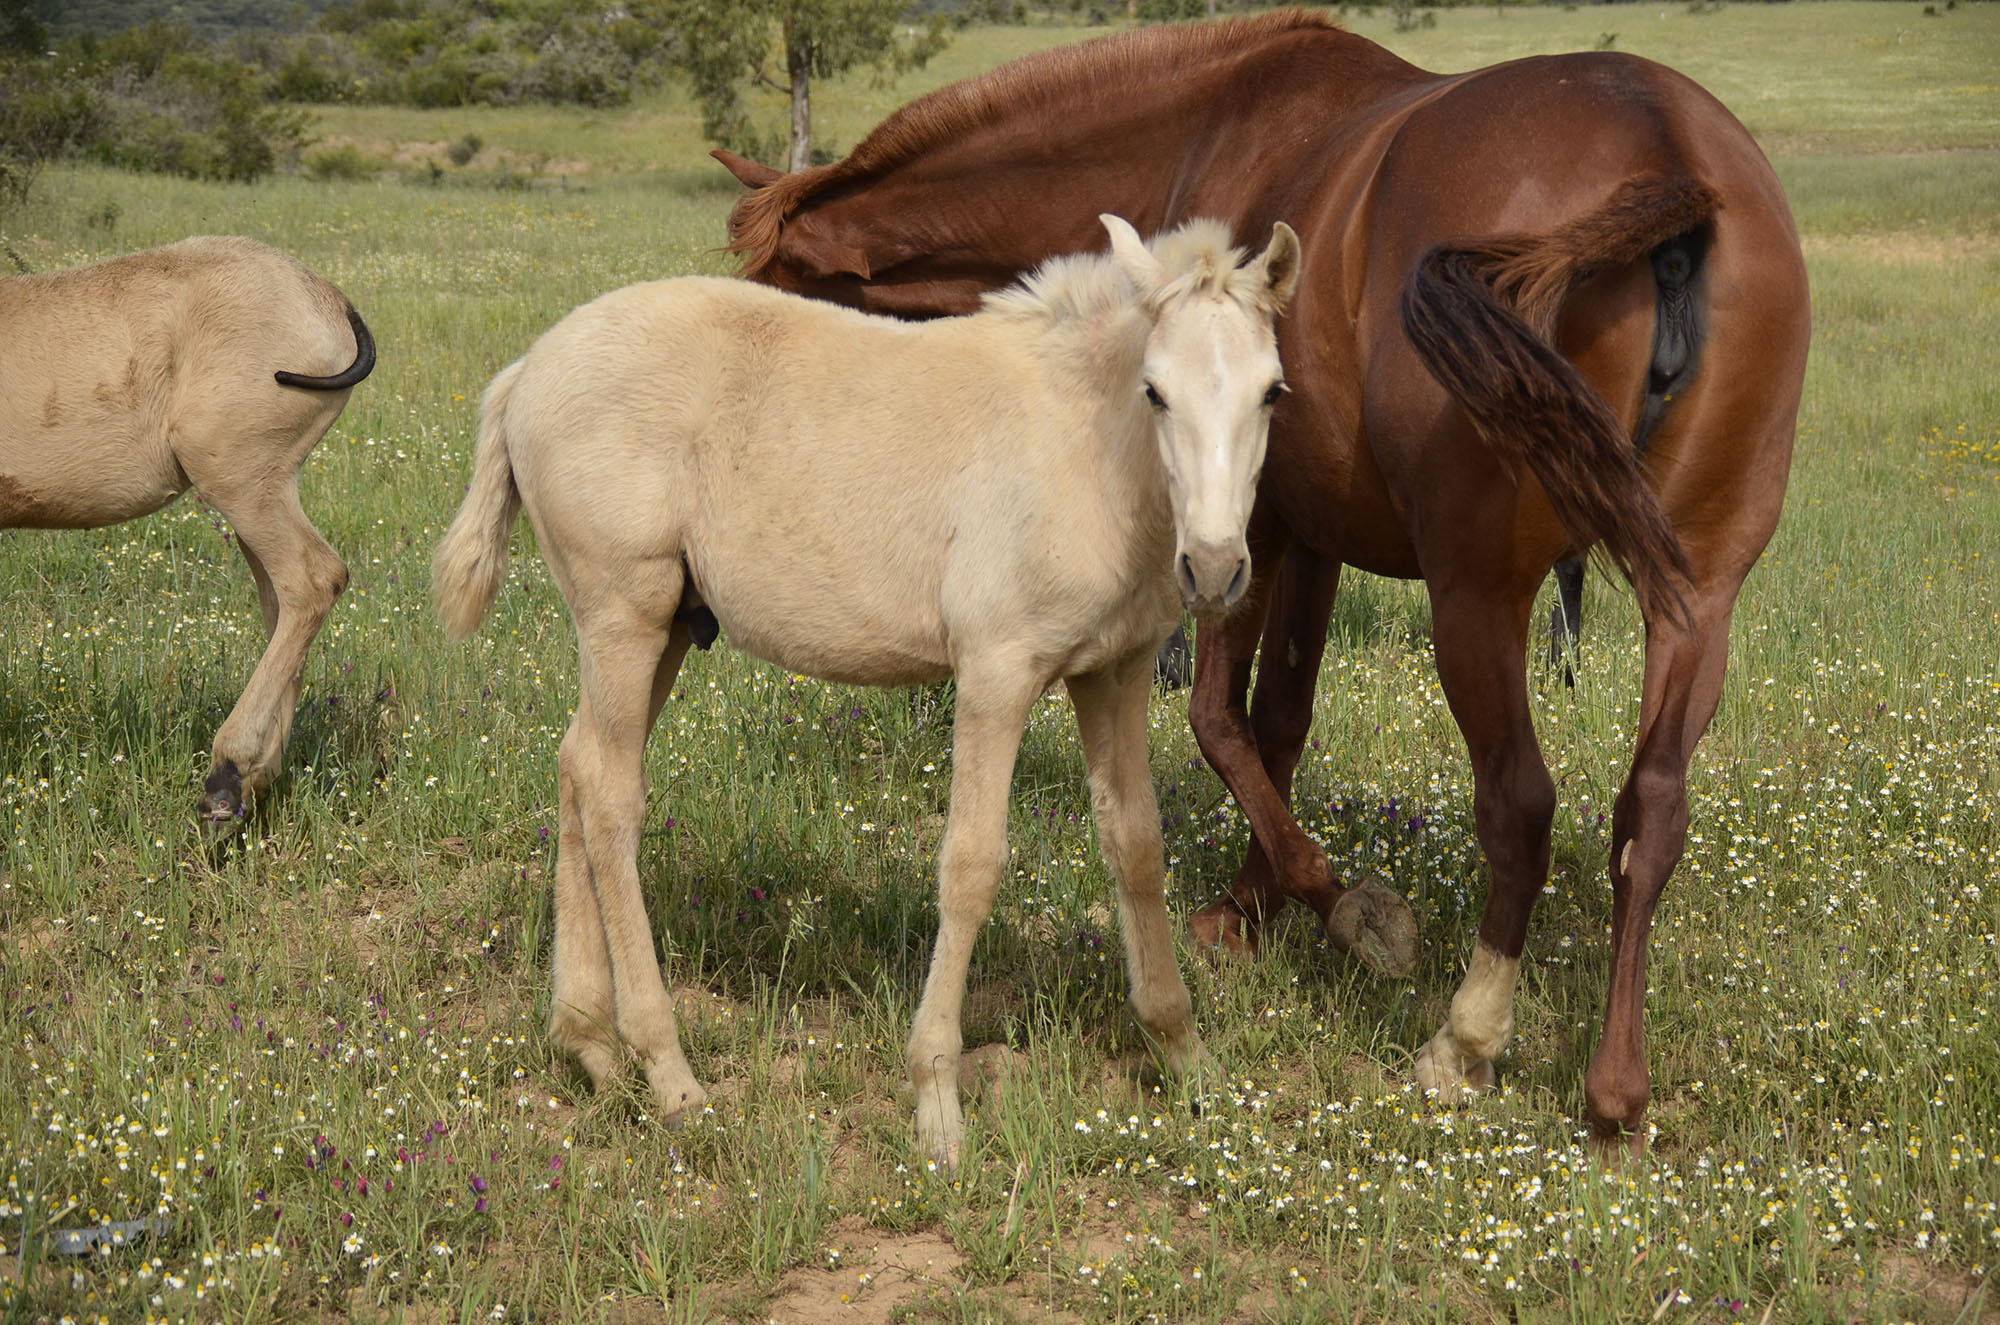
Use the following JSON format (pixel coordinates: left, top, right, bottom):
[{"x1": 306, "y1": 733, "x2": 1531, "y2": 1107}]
[{"x1": 435, "y1": 214, "x2": 1299, "y2": 1167}]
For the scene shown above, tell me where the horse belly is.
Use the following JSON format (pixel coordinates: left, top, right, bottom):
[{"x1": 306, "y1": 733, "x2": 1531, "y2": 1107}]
[
  {"x1": 691, "y1": 517, "x2": 955, "y2": 688},
  {"x1": 0, "y1": 365, "x2": 180, "y2": 530},
  {"x1": 707, "y1": 583, "x2": 954, "y2": 688}
]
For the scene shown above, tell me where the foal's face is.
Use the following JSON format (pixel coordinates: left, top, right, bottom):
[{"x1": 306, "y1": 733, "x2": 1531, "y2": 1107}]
[
  {"x1": 1104, "y1": 215, "x2": 1301, "y2": 616},
  {"x1": 1142, "y1": 296, "x2": 1286, "y2": 615}
]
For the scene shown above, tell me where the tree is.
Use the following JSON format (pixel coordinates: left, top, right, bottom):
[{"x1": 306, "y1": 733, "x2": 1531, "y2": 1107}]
[
  {"x1": 665, "y1": 0, "x2": 946, "y2": 172},
  {"x1": 3, "y1": 0, "x2": 57, "y2": 53}
]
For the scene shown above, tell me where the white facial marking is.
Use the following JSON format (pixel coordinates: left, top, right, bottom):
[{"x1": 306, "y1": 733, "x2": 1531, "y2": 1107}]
[{"x1": 1620, "y1": 841, "x2": 1634, "y2": 875}]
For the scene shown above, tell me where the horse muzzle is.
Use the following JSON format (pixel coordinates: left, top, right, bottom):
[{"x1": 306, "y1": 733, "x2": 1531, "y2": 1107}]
[{"x1": 1177, "y1": 542, "x2": 1251, "y2": 616}]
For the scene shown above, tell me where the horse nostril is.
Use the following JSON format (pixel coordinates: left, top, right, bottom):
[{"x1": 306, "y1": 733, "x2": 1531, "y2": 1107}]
[
  {"x1": 1226, "y1": 557, "x2": 1249, "y2": 603},
  {"x1": 1177, "y1": 553, "x2": 1198, "y2": 599}
]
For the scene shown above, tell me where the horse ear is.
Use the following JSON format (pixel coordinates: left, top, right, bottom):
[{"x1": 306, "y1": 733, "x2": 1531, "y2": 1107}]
[
  {"x1": 713, "y1": 149, "x2": 784, "y2": 189},
  {"x1": 1101, "y1": 214, "x2": 1165, "y2": 294},
  {"x1": 1256, "y1": 222, "x2": 1302, "y2": 310}
]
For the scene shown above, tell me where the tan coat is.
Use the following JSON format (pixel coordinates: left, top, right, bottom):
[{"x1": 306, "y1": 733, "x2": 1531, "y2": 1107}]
[
  {"x1": 434, "y1": 215, "x2": 1297, "y2": 1168},
  {"x1": 1, "y1": 236, "x2": 374, "y2": 827}
]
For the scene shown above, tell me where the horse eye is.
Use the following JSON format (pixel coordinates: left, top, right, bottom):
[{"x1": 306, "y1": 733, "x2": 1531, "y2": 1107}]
[
  {"x1": 1263, "y1": 381, "x2": 1288, "y2": 408},
  {"x1": 1144, "y1": 383, "x2": 1166, "y2": 410}
]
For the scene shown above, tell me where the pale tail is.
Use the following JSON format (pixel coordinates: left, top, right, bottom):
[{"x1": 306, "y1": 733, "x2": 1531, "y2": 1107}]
[{"x1": 433, "y1": 362, "x2": 525, "y2": 641}]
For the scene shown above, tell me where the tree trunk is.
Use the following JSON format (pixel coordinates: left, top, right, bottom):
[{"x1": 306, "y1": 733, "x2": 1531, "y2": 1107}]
[{"x1": 785, "y1": 17, "x2": 812, "y2": 174}]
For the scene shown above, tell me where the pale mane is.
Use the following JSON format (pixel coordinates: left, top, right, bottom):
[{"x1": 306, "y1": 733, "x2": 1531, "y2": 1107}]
[
  {"x1": 980, "y1": 219, "x2": 1249, "y2": 328},
  {"x1": 728, "y1": 10, "x2": 1338, "y2": 272}
]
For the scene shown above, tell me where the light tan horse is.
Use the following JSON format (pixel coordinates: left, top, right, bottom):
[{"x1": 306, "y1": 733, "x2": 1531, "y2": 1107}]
[
  {"x1": 434, "y1": 215, "x2": 1299, "y2": 1166},
  {"x1": 1, "y1": 236, "x2": 375, "y2": 829}
]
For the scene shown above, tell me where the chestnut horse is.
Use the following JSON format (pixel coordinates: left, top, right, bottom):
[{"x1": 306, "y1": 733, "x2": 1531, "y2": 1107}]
[{"x1": 715, "y1": 11, "x2": 1809, "y2": 1149}]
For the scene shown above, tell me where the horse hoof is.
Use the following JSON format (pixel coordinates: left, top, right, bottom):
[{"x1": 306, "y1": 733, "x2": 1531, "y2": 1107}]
[
  {"x1": 647, "y1": 1069, "x2": 708, "y2": 1128},
  {"x1": 1323, "y1": 877, "x2": 1419, "y2": 978},
  {"x1": 197, "y1": 762, "x2": 248, "y2": 838},
  {"x1": 1588, "y1": 1122, "x2": 1648, "y2": 1165},
  {"x1": 1188, "y1": 899, "x2": 1258, "y2": 957},
  {"x1": 1413, "y1": 1031, "x2": 1496, "y2": 1104}
]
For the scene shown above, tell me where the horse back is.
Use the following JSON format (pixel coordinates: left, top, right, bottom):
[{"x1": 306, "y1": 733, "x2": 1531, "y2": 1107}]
[{"x1": 498, "y1": 278, "x2": 1165, "y2": 687}]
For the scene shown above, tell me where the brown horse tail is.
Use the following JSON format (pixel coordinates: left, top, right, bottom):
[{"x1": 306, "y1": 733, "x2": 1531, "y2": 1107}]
[
  {"x1": 275, "y1": 304, "x2": 377, "y2": 391},
  {"x1": 433, "y1": 361, "x2": 525, "y2": 641},
  {"x1": 1400, "y1": 174, "x2": 1720, "y2": 630}
]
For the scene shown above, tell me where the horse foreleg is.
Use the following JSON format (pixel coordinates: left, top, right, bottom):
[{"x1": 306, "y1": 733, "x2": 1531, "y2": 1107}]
[
  {"x1": 908, "y1": 661, "x2": 1039, "y2": 1172},
  {"x1": 1066, "y1": 660, "x2": 1203, "y2": 1076},
  {"x1": 1586, "y1": 576, "x2": 1740, "y2": 1153},
  {"x1": 1189, "y1": 546, "x2": 1417, "y2": 972},
  {"x1": 1413, "y1": 580, "x2": 1552, "y2": 1104},
  {"x1": 563, "y1": 609, "x2": 704, "y2": 1122},
  {"x1": 197, "y1": 484, "x2": 347, "y2": 831},
  {"x1": 1548, "y1": 554, "x2": 1585, "y2": 687},
  {"x1": 549, "y1": 623, "x2": 694, "y2": 1092}
]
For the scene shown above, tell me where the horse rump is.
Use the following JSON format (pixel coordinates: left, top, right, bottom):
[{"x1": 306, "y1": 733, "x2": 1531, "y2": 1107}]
[{"x1": 1399, "y1": 174, "x2": 1719, "y2": 632}]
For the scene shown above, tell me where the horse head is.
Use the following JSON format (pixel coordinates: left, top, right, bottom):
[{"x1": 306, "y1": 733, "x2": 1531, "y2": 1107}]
[{"x1": 1105, "y1": 214, "x2": 1300, "y2": 616}]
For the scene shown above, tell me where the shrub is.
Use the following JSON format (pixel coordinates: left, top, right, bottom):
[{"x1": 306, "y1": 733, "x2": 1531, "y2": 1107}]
[
  {"x1": 84, "y1": 53, "x2": 311, "y2": 181},
  {"x1": 303, "y1": 142, "x2": 381, "y2": 179},
  {"x1": 0, "y1": 58, "x2": 104, "y2": 205}
]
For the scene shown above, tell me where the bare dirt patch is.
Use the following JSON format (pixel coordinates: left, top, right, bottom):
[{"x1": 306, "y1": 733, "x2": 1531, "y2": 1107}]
[
  {"x1": 314, "y1": 135, "x2": 592, "y2": 178},
  {"x1": 765, "y1": 1219, "x2": 966, "y2": 1324},
  {"x1": 1875, "y1": 1253, "x2": 1994, "y2": 1322}
]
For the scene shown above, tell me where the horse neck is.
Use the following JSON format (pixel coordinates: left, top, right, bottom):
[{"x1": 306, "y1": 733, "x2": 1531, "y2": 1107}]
[{"x1": 769, "y1": 24, "x2": 1423, "y2": 286}]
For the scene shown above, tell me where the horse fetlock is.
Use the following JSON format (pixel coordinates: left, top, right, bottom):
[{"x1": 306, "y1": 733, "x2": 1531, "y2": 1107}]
[
  {"x1": 1188, "y1": 898, "x2": 1258, "y2": 957},
  {"x1": 549, "y1": 1010, "x2": 619, "y2": 1089},
  {"x1": 914, "y1": 1089, "x2": 966, "y2": 1173},
  {"x1": 644, "y1": 1058, "x2": 708, "y2": 1125},
  {"x1": 1157, "y1": 1030, "x2": 1215, "y2": 1083},
  {"x1": 1323, "y1": 877, "x2": 1420, "y2": 978},
  {"x1": 1446, "y1": 943, "x2": 1521, "y2": 1062},
  {"x1": 1451, "y1": 1009, "x2": 1515, "y2": 1066},
  {"x1": 1413, "y1": 1024, "x2": 1497, "y2": 1103},
  {"x1": 1584, "y1": 1058, "x2": 1652, "y2": 1147}
]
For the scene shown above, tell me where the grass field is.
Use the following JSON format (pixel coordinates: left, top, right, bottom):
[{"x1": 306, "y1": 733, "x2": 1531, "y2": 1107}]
[{"x1": 3, "y1": 3, "x2": 1999, "y2": 1321}]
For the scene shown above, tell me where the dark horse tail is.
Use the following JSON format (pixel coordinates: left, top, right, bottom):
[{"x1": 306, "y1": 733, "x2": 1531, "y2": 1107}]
[
  {"x1": 275, "y1": 304, "x2": 377, "y2": 391},
  {"x1": 1400, "y1": 174, "x2": 1719, "y2": 630}
]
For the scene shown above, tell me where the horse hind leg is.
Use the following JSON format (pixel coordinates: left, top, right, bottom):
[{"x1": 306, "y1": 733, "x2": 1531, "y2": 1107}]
[
  {"x1": 1586, "y1": 558, "x2": 1746, "y2": 1154},
  {"x1": 1547, "y1": 555, "x2": 1584, "y2": 688},
  {"x1": 1410, "y1": 577, "x2": 1553, "y2": 1105},
  {"x1": 188, "y1": 409, "x2": 349, "y2": 831},
  {"x1": 549, "y1": 618, "x2": 696, "y2": 1098},
  {"x1": 558, "y1": 594, "x2": 705, "y2": 1119}
]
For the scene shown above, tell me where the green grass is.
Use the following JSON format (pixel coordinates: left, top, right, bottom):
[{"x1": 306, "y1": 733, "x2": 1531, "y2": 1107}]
[{"x1": 3, "y1": 7, "x2": 1998, "y2": 1322}]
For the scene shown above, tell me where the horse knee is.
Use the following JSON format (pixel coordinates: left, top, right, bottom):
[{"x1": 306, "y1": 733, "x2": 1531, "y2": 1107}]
[
  {"x1": 1475, "y1": 762, "x2": 1555, "y2": 875},
  {"x1": 297, "y1": 540, "x2": 347, "y2": 609},
  {"x1": 321, "y1": 551, "x2": 350, "y2": 603},
  {"x1": 1186, "y1": 677, "x2": 1244, "y2": 756},
  {"x1": 937, "y1": 838, "x2": 1005, "y2": 925},
  {"x1": 1512, "y1": 766, "x2": 1557, "y2": 840}
]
